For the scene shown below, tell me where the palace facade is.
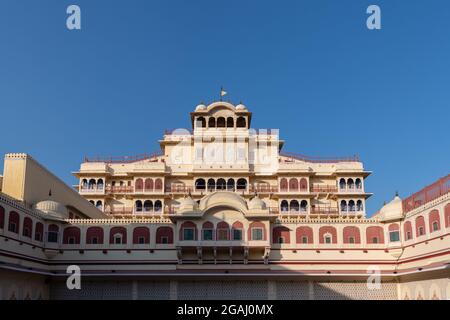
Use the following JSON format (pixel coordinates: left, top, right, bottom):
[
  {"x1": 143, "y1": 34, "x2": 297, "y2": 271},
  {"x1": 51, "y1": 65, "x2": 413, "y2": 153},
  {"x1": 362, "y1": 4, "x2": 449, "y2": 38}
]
[{"x1": 0, "y1": 101, "x2": 449, "y2": 300}]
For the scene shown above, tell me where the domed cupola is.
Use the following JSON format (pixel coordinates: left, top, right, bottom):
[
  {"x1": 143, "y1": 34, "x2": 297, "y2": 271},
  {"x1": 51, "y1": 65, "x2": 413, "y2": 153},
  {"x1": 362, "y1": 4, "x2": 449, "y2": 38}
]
[
  {"x1": 236, "y1": 103, "x2": 247, "y2": 111},
  {"x1": 248, "y1": 194, "x2": 266, "y2": 211},
  {"x1": 195, "y1": 103, "x2": 207, "y2": 111},
  {"x1": 178, "y1": 194, "x2": 199, "y2": 212},
  {"x1": 35, "y1": 200, "x2": 69, "y2": 219},
  {"x1": 378, "y1": 192, "x2": 403, "y2": 222}
]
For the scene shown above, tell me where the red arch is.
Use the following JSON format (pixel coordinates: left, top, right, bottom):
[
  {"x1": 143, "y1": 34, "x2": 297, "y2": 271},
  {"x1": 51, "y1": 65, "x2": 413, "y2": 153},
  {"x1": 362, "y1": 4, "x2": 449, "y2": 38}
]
[
  {"x1": 446, "y1": 203, "x2": 450, "y2": 228},
  {"x1": 299, "y1": 178, "x2": 308, "y2": 191},
  {"x1": 86, "y1": 226, "x2": 104, "y2": 244},
  {"x1": 319, "y1": 226, "x2": 337, "y2": 244},
  {"x1": 63, "y1": 227, "x2": 81, "y2": 244},
  {"x1": 109, "y1": 226, "x2": 127, "y2": 244},
  {"x1": 404, "y1": 221, "x2": 413, "y2": 240},
  {"x1": 180, "y1": 221, "x2": 197, "y2": 240},
  {"x1": 289, "y1": 178, "x2": 299, "y2": 191},
  {"x1": 217, "y1": 221, "x2": 230, "y2": 240},
  {"x1": 133, "y1": 227, "x2": 150, "y2": 244},
  {"x1": 296, "y1": 226, "x2": 313, "y2": 244},
  {"x1": 248, "y1": 221, "x2": 266, "y2": 240},
  {"x1": 22, "y1": 217, "x2": 33, "y2": 238},
  {"x1": 8, "y1": 211, "x2": 20, "y2": 233},
  {"x1": 343, "y1": 226, "x2": 361, "y2": 244},
  {"x1": 35, "y1": 222, "x2": 44, "y2": 241},
  {"x1": 135, "y1": 178, "x2": 144, "y2": 190},
  {"x1": 144, "y1": 178, "x2": 153, "y2": 191},
  {"x1": 388, "y1": 223, "x2": 399, "y2": 231},
  {"x1": 428, "y1": 209, "x2": 440, "y2": 232},
  {"x1": 280, "y1": 178, "x2": 288, "y2": 191},
  {"x1": 273, "y1": 226, "x2": 291, "y2": 244},
  {"x1": 366, "y1": 226, "x2": 384, "y2": 244},
  {"x1": 202, "y1": 221, "x2": 214, "y2": 229},
  {"x1": 415, "y1": 216, "x2": 426, "y2": 237},
  {"x1": 156, "y1": 226, "x2": 173, "y2": 244},
  {"x1": 155, "y1": 178, "x2": 163, "y2": 190},
  {"x1": 0, "y1": 206, "x2": 4, "y2": 229}
]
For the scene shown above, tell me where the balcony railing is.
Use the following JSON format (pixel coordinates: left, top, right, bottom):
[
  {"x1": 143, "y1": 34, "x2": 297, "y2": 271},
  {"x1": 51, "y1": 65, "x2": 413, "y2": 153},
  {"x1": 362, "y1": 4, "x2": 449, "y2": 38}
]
[
  {"x1": 105, "y1": 186, "x2": 134, "y2": 194},
  {"x1": 338, "y1": 187, "x2": 363, "y2": 193},
  {"x1": 311, "y1": 185, "x2": 337, "y2": 193},
  {"x1": 104, "y1": 207, "x2": 165, "y2": 216},
  {"x1": 249, "y1": 185, "x2": 279, "y2": 193},
  {"x1": 281, "y1": 152, "x2": 360, "y2": 163},
  {"x1": 403, "y1": 174, "x2": 450, "y2": 213},
  {"x1": 135, "y1": 188, "x2": 164, "y2": 193},
  {"x1": 83, "y1": 151, "x2": 163, "y2": 164},
  {"x1": 310, "y1": 207, "x2": 339, "y2": 215},
  {"x1": 79, "y1": 187, "x2": 104, "y2": 193}
]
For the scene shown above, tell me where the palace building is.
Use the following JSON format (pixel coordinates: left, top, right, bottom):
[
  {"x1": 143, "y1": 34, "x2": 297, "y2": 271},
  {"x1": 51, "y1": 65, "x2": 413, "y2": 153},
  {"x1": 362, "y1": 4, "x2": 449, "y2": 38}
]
[{"x1": 0, "y1": 101, "x2": 449, "y2": 300}]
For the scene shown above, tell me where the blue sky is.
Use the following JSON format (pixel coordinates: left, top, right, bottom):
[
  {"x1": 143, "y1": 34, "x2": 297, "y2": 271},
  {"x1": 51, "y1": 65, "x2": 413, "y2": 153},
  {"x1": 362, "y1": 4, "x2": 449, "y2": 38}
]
[{"x1": 0, "y1": 0, "x2": 449, "y2": 216}]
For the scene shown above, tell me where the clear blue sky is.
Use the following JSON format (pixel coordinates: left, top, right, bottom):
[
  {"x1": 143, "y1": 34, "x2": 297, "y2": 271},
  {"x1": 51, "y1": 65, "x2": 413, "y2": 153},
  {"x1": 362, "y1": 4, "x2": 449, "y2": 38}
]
[{"x1": 0, "y1": 0, "x2": 449, "y2": 216}]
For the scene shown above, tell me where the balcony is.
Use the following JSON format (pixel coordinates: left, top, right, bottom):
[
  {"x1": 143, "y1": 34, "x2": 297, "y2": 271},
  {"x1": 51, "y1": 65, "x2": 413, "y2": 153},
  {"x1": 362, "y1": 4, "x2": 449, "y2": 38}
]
[
  {"x1": 134, "y1": 187, "x2": 164, "y2": 194},
  {"x1": 310, "y1": 206, "x2": 340, "y2": 216},
  {"x1": 79, "y1": 187, "x2": 104, "y2": 194},
  {"x1": 338, "y1": 187, "x2": 364, "y2": 194},
  {"x1": 278, "y1": 187, "x2": 309, "y2": 194},
  {"x1": 249, "y1": 185, "x2": 279, "y2": 194},
  {"x1": 105, "y1": 186, "x2": 134, "y2": 194},
  {"x1": 311, "y1": 185, "x2": 337, "y2": 193},
  {"x1": 104, "y1": 207, "x2": 165, "y2": 216},
  {"x1": 278, "y1": 208, "x2": 309, "y2": 216}
]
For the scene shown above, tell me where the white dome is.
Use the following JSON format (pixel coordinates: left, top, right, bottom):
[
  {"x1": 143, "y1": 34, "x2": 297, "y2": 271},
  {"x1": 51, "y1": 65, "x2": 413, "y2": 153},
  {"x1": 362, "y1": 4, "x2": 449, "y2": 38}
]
[
  {"x1": 236, "y1": 103, "x2": 247, "y2": 111},
  {"x1": 178, "y1": 195, "x2": 199, "y2": 212},
  {"x1": 195, "y1": 103, "x2": 207, "y2": 111},
  {"x1": 378, "y1": 195, "x2": 403, "y2": 221},
  {"x1": 248, "y1": 195, "x2": 266, "y2": 210},
  {"x1": 35, "y1": 200, "x2": 68, "y2": 218}
]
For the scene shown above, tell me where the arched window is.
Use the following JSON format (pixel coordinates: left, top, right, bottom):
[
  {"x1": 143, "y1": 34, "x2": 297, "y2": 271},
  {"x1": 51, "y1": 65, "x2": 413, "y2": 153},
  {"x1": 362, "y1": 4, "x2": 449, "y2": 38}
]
[
  {"x1": 22, "y1": 217, "x2": 32, "y2": 238},
  {"x1": 0, "y1": 206, "x2": 4, "y2": 229},
  {"x1": 340, "y1": 200, "x2": 348, "y2": 212},
  {"x1": 300, "y1": 200, "x2": 308, "y2": 212},
  {"x1": 343, "y1": 226, "x2": 361, "y2": 244},
  {"x1": 216, "y1": 178, "x2": 226, "y2": 190},
  {"x1": 89, "y1": 200, "x2": 95, "y2": 205},
  {"x1": 347, "y1": 178, "x2": 355, "y2": 190},
  {"x1": 232, "y1": 221, "x2": 244, "y2": 241},
  {"x1": 144, "y1": 178, "x2": 153, "y2": 191},
  {"x1": 81, "y1": 179, "x2": 88, "y2": 189},
  {"x1": 154, "y1": 178, "x2": 163, "y2": 190},
  {"x1": 289, "y1": 178, "x2": 299, "y2": 191},
  {"x1": 86, "y1": 227, "x2": 104, "y2": 244},
  {"x1": 196, "y1": 117, "x2": 206, "y2": 128},
  {"x1": 97, "y1": 179, "x2": 104, "y2": 190},
  {"x1": 404, "y1": 221, "x2": 413, "y2": 241},
  {"x1": 319, "y1": 226, "x2": 337, "y2": 244},
  {"x1": 366, "y1": 226, "x2": 384, "y2": 244},
  {"x1": 35, "y1": 222, "x2": 44, "y2": 242},
  {"x1": 236, "y1": 178, "x2": 247, "y2": 190},
  {"x1": 388, "y1": 224, "x2": 400, "y2": 242},
  {"x1": 156, "y1": 226, "x2": 173, "y2": 244},
  {"x1": 348, "y1": 200, "x2": 355, "y2": 212},
  {"x1": 299, "y1": 178, "x2": 308, "y2": 191},
  {"x1": 133, "y1": 227, "x2": 150, "y2": 244},
  {"x1": 356, "y1": 200, "x2": 364, "y2": 211},
  {"x1": 144, "y1": 200, "x2": 153, "y2": 212},
  {"x1": 208, "y1": 117, "x2": 216, "y2": 128},
  {"x1": 445, "y1": 203, "x2": 450, "y2": 228},
  {"x1": 217, "y1": 221, "x2": 230, "y2": 240},
  {"x1": 280, "y1": 200, "x2": 289, "y2": 212},
  {"x1": 63, "y1": 227, "x2": 81, "y2": 244},
  {"x1": 96, "y1": 200, "x2": 103, "y2": 210},
  {"x1": 135, "y1": 178, "x2": 144, "y2": 191},
  {"x1": 110, "y1": 226, "x2": 127, "y2": 244},
  {"x1": 248, "y1": 221, "x2": 266, "y2": 241},
  {"x1": 227, "y1": 178, "x2": 235, "y2": 191},
  {"x1": 290, "y1": 200, "x2": 299, "y2": 212},
  {"x1": 355, "y1": 178, "x2": 362, "y2": 189},
  {"x1": 207, "y1": 178, "x2": 215, "y2": 192},
  {"x1": 195, "y1": 178, "x2": 206, "y2": 190},
  {"x1": 428, "y1": 209, "x2": 440, "y2": 232},
  {"x1": 296, "y1": 226, "x2": 313, "y2": 244},
  {"x1": 415, "y1": 216, "x2": 426, "y2": 237},
  {"x1": 47, "y1": 224, "x2": 59, "y2": 243},
  {"x1": 273, "y1": 226, "x2": 290, "y2": 244},
  {"x1": 180, "y1": 221, "x2": 197, "y2": 241},
  {"x1": 202, "y1": 221, "x2": 214, "y2": 241},
  {"x1": 88, "y1": 179, "x2": 96, "y2": 189},
  {"x1": 226, "y1": 117, "x2": 234, "y2": 128},
  {"x1": 154, "y1": 200, "x2": 162, "y2": 212},
  {"x1": 280, "y1": 178, "x2": 288, "y2": 192},
  {"x1": 135, "y1": 200, "x2": 143, "y2": 212},
  {"x1": 339, "y1": 178, "x2": 346, "y2": 190},
  {"x1": 217, "y1": 117, "x2": 225, "y2": 128},
  {"x1": 8, "y1": 211, "x2": 20, "y2": 234},
  {"x1": 236, "y1": 117, "x2": 246, "y2": 128}
]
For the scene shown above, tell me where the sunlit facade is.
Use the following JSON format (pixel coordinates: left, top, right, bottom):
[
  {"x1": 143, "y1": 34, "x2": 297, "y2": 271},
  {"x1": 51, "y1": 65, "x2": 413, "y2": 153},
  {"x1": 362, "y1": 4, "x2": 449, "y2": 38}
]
[{"x1": 0, "y1": 101, "x2": 449, "y2": 300}]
